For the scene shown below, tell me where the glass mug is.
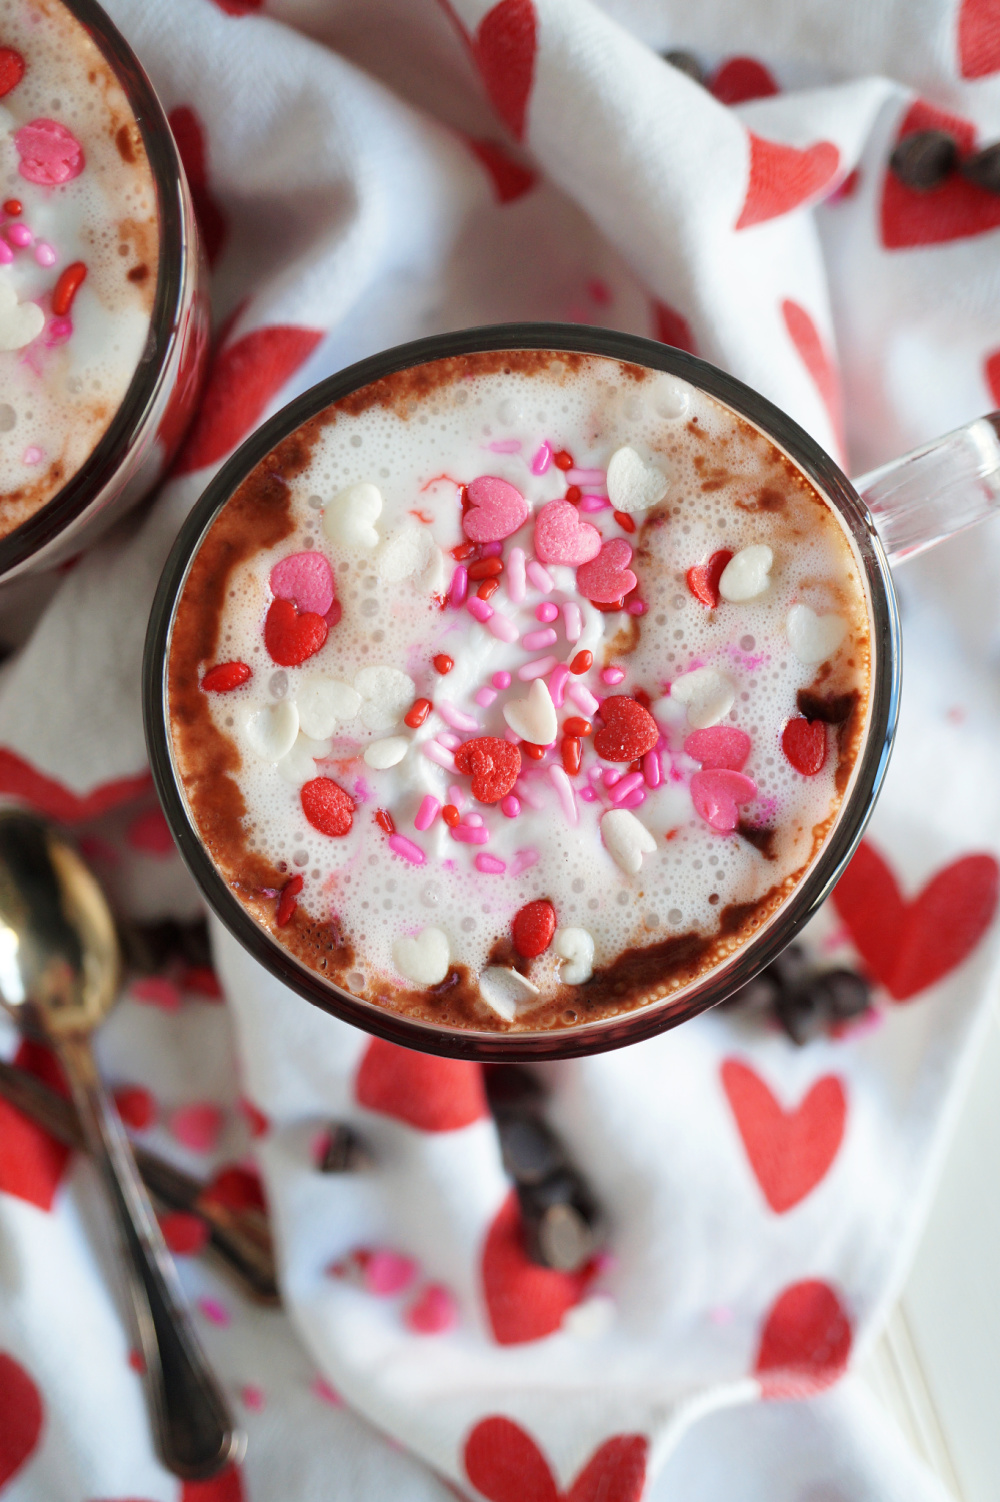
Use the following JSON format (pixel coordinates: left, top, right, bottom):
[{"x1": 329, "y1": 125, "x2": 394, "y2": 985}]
[
  {"x1": 0, "y1": 0, "x2": 208, "y2": 583},
  {"x1": 143, "y1": 324, "x2": 999, "y2": 1061}
]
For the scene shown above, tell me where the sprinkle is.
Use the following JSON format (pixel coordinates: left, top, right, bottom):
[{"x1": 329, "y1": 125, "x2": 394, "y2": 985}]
[
  {"x1": 480, "y1": 540, "x2": 503, "y2": 558},
  {"x1": 610, "y1": 771, "x2": 644, "y2": 804},
  {"x1": 2, "y1": 199, "x2": 20, "y2": 215},
  {"x1": 561, "y1": 735, "x2": 581, "y2": 775},
  {"x1": 522, "y1": 742, "x2": 547, "y2": 760},
  {"x1": 614, "y1": 510, "x2": 637, "y2": 534},
  {"x1": 52, "y1": 261, "x2": 87, "y2": 316},
  {"x1": 468, "y1": 557, "x2": 503, "y2": 580},
  {"x1": 22, "y1": 445, "x2": 42, "y2": 465},
  {"x1": 33, "y1": 240, "x2": 56, "y2": 267},
  {"x1": 404, "y1": 697, "x2": 432, "y2": 727},
  {"x1": 579, "y1": 785, "x2": 597, "y2": 802},
  {"x1": 477, "y1": 579, "x2": 499, "y2": 601},
  {"x1": 423, "y1": 742, "x2": 456, "y2": 771},
  {"x1": 492, "y1": 670, "x2": 512, "y2": 689},
  {"x1": 0, "y1": 242, "x2": 11, "y2": 264},
  {"x1": 451, "y1": 824, "x2": 489, "y2": 844},
  {"x1": 518, "y1": 655, "x2": 558, "y2": 681},
  {"x1": 523, "y1": 627, "x2": 557, "y2": 651},
  {"x1": 548, "y1": 663, "x2": 570, "y2": 707},
  {"x1": 568, "y1": 682, "x2": 600, "y2": 715},
  {"x1": 433, "y1": 654, "x2": 453, "y2": 674},
  {"x1": 442, "y1": 804, "x2": 460, "y2": 827},
  {"x1": 506, "y1": 546, "x2": 526, "y2": 602},
  {"x1": 475, "y1": 853, "x2": 506, "y2": 873},
  {"x1": 565, "y1": 468, "x2": 605, "y2": 485},
  {"x1": 501, "y1": 795, "x2": 520, "y2": 818},
  {"x1": 438, "y1": 701, "x2": 479, "y2": 732},
  {"x1": 565, "y1": 485, "x2": 581, "y2": 503},
  {"x1": 579, "y1": 495, "x2": 610, "y2": 512},
  {"x1": 569, "y1": 650, "x2": 592, "y2": 674},
  {"x1": 489, "y1": 438, "x2": 521, "y2": 453},
  {"x1": 563, "y1": 603, "x2": 583, "y2": 642},
  {"x1": 415, "y1": 795, "x2": 440, "y2": 831},
  {"x1": 505, "y1": 727, "x2": 521, "y2": 745},
  {"x1": 475, "y1": 687, "x2": 498, "y2": 708},
  {"x1": 465, "y1": 813, "x2": 484, "y2": 827},
  {"x1": 642, "y1": 751, "x2": 661, "y2": 788},
  {"x1": 603, "y1": 768, "x2": 622, "y2": 788},
  {"x1": 487, "y1": 612, "x2": 519, "y2": 643},
  {"x1": 448, "y1": 565, "x2": 468, "y2": 607},
  {"x1": 311, "y1": 1377, "x2": 344, "y2": 1407},
  {"x1": 526, "y1": 560, "x2": 554, "y2": 593},
  {"x1": 619, "y1": 787, "x2": 647, "y2": 809},
  {"x1": 447, "y1": 785, "x2": 467, "y2": 811},
  {"x1": 198, "y1": 1297, "x2": 230, "y2": 1328},
  {"x1": 6, "y1": 223, "x2": 31, "y2": 247},
  {"x1": 564, "y1": 716, "x2": 592, "y2": 736},
  {"x1": 276, "y1": 874, "x2": 303, "y2": 925},
  {"x1": 437, "y1": 731, "x2": 461, "y2": 750},
  {"x1": 514, "y1": 778, "x2": 544, "y2": 808},
  {"x1": 531, "y1": 441, "x2": 552, "y2": 475},
  {"x1": 601, "y1": 666, "x2": 626, "y2": 685},
  {"x1": 452, "y1": 541, "x2": 474, "y2": 561},
  {"x1": 389, "y1": 834, "x2": 426, "y2": 865},
  {"x1": 510, "y1": 847, "x2": 540, "y2": 875},
  {"x1": 467, "y1": 597, "x2": 493, "y2": 623},
  {"x1": 550, "y1": 764, "x2": 578, "y2": 823},
  {"x1": 553, "y1": 449, "x2": 574, "y2": 470},
  {"x1": 536, "y1": 602, "x2": 558, "y2": 623},
  {"x1": 627, "y1": 600, "x2": 647, "y2": 616}
]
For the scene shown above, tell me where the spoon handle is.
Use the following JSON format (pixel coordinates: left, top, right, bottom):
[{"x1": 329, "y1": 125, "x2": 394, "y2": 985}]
[{"x1": 57, "y1": 1033, "x2": 244, "y2": 1480}]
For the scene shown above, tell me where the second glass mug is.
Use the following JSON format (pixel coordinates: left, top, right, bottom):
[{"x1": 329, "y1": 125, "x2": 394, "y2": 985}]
[{"x1": 143, "y1": 323, "x2": 1000, "y2": 1060}]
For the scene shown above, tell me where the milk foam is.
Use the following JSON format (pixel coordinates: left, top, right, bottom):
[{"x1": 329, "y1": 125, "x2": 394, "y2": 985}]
[
  {"x1": 180, "y1": 356, "x2": 872, "y2": 1023},
  {"x1": 0, "y1": 0, "x2": 158, "y2": 535}
]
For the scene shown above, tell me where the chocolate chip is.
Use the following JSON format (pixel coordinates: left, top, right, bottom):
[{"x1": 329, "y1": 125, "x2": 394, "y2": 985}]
[
  {"x1": 889, "y1": 130, "x2": 958, "y2": 191},
  {"x1": 720, "y1": 968, "x2": 782, "y2": 1012},
  {"x1": 662, "y1": 49, "x2": 704, "y2": 85},
  {"x1": 961, "y1": 142, "x2": 1000, "y2": 195},
  {"x1": 318, "y1": 1122, "x2": 368, "y2": 1172},
  {"x1": 530, "y1": 1202, "x2": 595, "y2": 1273},
  {"x1": 497, "y1": 1113, "x2": 565, "y2": 1185},
  {"x1": 117, "y1": 916, "x2": 213, "y2": 973},
  {"x1": 811, "y1": 967, "x2": 871, "y2": 1022},
  {"x1": 774, "y1": 982, "x2": 829, "y2": 1046}
]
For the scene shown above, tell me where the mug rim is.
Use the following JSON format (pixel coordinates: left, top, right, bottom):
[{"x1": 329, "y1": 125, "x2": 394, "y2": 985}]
[
  {"x1": 143, "y1": 322, "x2": 901, "y2": 1061},
  {"x1": 0, "y1": 0, "x2": 190, "y2": 577}
]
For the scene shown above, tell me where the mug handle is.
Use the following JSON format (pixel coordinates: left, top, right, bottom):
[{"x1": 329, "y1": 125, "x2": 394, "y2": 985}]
[{"x1": 853, "y1": 412, "x2": 1000, "y2": 566}]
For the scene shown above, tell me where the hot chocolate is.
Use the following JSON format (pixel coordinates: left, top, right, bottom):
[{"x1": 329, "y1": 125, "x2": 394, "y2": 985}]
[
  {"x1": 165, "y1": 349, "x2": 872, "y2": 1037},
  {"x1": 0, "y1": 0, "x2": 158, "y2": 538}
]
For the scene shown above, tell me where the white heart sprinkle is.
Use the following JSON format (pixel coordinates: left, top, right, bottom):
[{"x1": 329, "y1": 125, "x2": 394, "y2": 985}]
[
  {"x1": 376, "y1": 524, "x2": 438, "y2": 583},
  {"x1": 392, "y1": 927, "x2": 450, "y2": 987},
  {"x1": 606, "y1": 445, "x2": 668, "y2": 514},
  {"x1": 276, "y1": 732, "x2": 333, "y2": 783},
  {"x1": 600, "y1": 808, "x2": 656, "y2": 875},
  {"x1": 363, "y1": 736, "x2": 408, "y2": 770},
  {"x1": 323, "y1": 482, "x2": 382, "y2": 550},
  {"x1": 0, "y1": 280, "x2": 43, "y2": 353},
  {"x1": 297, "y1": 677, "x2": 361, "y2": 739},
  {"x1": 553, "y1": 927, "x2": 595, "y2": 985},
  {"x1": 245, "y1": 701, "x2": 299, "y2": 762},
  {"x1": 786, "y1": 604, "x2": 848, "y2": 665},
  {"x1": 561, "y1": 1294, "x2": 616, "y2": 1340},
  {"x1": 502, "y1": 678, "x2": 558, "y2": 746},
  {"x1": 719, "y1": 544, "x2": 773, "y2": 602},
  {"x1": 669, "y1": 667, "x2": 735, "y2": 728},
  {"x1": 354, "y1": 666, "x2": 416, "y2": 732},
  {"x1": 479, "y1": 966, "x2": 540, "y2": 1021}
]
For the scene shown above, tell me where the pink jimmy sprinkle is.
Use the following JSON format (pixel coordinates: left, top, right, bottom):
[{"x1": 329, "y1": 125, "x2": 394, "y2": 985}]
[
  {"x1": 610, "y1": 771, "x2": 645, "y2": 804},
  {"x1": 475, "y1": 853, "x2": 506, "y2": 874},
  {"x1": 549, "y1": 764, "x2": 578, "y2": 825},
  {"x1": 642, "y1": 751, "x2": 662, "y2": 789},
  {"x1": 601, "y1": 666, "x2": 625, "y2": 685},
  {"x1": 492, "y1": 670, "x2": 512, "y2": 689},
  {"x1": 506, "y1": 546, "x2": 526, "y2": 603},
  {"x1": 488, "y1": 438, "x2": 521, "y2": 453},
  {"x1": 619, "y1": 787, "x2": 647, "y2": 810},
  {"x1": 487, "y1": 612, "x2": 519, "y2": 643},
  {"x1": 480, "y1": 540, "x2": 503, "y2": 558},
  {"x1": 579, "y1": 495, "x2": 610, "y2": 512},
  {"x1": 526, "y1": 560, "x2": 554, "y2": 593},
  {"x1": 603, "y1": 768, "x2": 622, "y2": 788},
  {"x1": 438, "y1": 701, "x2": 479, "y2": 732},
  {"x1": 475, "y1": 686, "x2": 498, "y2": 708},
  {"x1": 510, "y1": 847, "x2": 540, "y2": 876},
  {"x1": 514, "y1": 777, "x2": 544, "y2": 808},
  {"x1": 500, "y1": 794, "x2": 520, "y2": 818},
  {"x1": 451, "y1": 825, "x2": 489, "y2": 845},
  {"x1": 548, "y1": 663, "x2": 570, "y2": 708},
  {"x1": 504, "y1": 727, "x2": 521, "y2": 745},
  {"x1": 436, "y1": 730, "x2": 462, "y2": 750},
  {"x1": 423, "y1": 742, "x2": 456, "y2": 772},
  {"x1": 567, "y1": 682, "x2": 600, "y2": 716},
  {"x1": 562, "y1": 602, "x2": 583, "y2": 642},
  {"x1": 7, "y1": 223, "x2": 31, "y2": 247},
  {"x1": 447, "y1": 784, "x2": 467, "y2": 811},
  {"x1": 448, "y1": 565, "x2": 468, "y2": 608},
  {"x1": 414, "y1": 795, "x2": 440, "y2": 831},
  {"x1": 467, "y1": 597, "x2": 493, "y2": 623},
  {"x1": 465, "y1": 813, "x2": 484, "y2": 827},
  {"x1": 518, "y1": 655, "x2": 558, "y2": 681},
  {"x1": 628, "y1": 600, "x2": 647, "y2": 616},
  {"x1": 34, "y1": 240, "x2": 56, "y2": 267},
  {"x1": 565, "y1": 468, "x2": 605, "y2": 486},
  {"x1": 536, "y1": 601, "x2": 559, "y2": 624},
  {"x1": 0, "y1": 241, "x2": 11, "y2": 264},
  {"x1": 531, "y1": 441, "x2": 552, "y2": 475},
  {"x1": 389, "y1": 834, "x2": 426, "y2": 865},
  {"x1": 522, "y1": 627, "x2": 557, "y2": 651}
]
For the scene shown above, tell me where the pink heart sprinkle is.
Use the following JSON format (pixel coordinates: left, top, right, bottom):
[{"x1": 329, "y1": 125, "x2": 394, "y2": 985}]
[
  {"x1": 131, "y1": 976, "x2": 182, "y2": 1011},
  {"x1": 270, "y1": 550, "x2": 335, "y2": 617},
  {"x1": 462, "y1": 475, "x2": 529, "y2": 542},
  {"x1": 684, "y1": 727, "x2": 752, "y2": 771},
  {"x1": 404, "y1": 1282, "x2": 458, "y2": 1334},
  {"x1": 533, "y1": 499, "x2": 602, "y2": 566},
  {"x1": 364, "y1": 1248, "x2": 419, "y2": 1296},
  {"x1": 14, "y1": 118, "x2": 84, "y2": 184},
  {"x1": 690, "y1": 769, "x2": 758, "y2": 832},
  {"x1": 575, "y1": 538, "x2": 637, "y2": 604},
  {"x1": 170, "y1": 1101, "x2": 224, "y2": 1153}
]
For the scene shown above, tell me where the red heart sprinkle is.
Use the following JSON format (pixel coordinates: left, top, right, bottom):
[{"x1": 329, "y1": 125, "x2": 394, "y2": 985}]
[
  {"x1": 593, "y1": 696, "x2": 659, "y2": 762},
  {"x1": 454, "y1": 736, "x2": 521, "y2": 803},
  {"x1": 201, "y1": 661, "x2": 251, "y2": 692},
  {"x1": 781, "y1": 717, "x2": 827, "y2": 775},
  {"x1": 575, "y1": 538, "x2": 637, "y2": 605},
  {"x1": 301, "y1": 776, "x2": 355, "y2": 837},
  {"x1": 0, "y1": 48, "x2": 24, "y2": 98},
  {"x1": 512, "y1": 899, "x2": 556, "y2": 958},
  {"x1": 263, "y1": 596, "x2": 328, "y2": 667},
  {"x1": 686, "y1": 549, "x2": 733, "y2": 608},
  {"x1": 684, "y1": 726, "x2": 751, "y2": 771}
]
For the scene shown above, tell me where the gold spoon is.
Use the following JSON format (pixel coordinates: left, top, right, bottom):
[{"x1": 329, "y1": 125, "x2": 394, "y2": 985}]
[{"x1": 0, "y1": 809, "x2": 242, "y2": 1479}]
